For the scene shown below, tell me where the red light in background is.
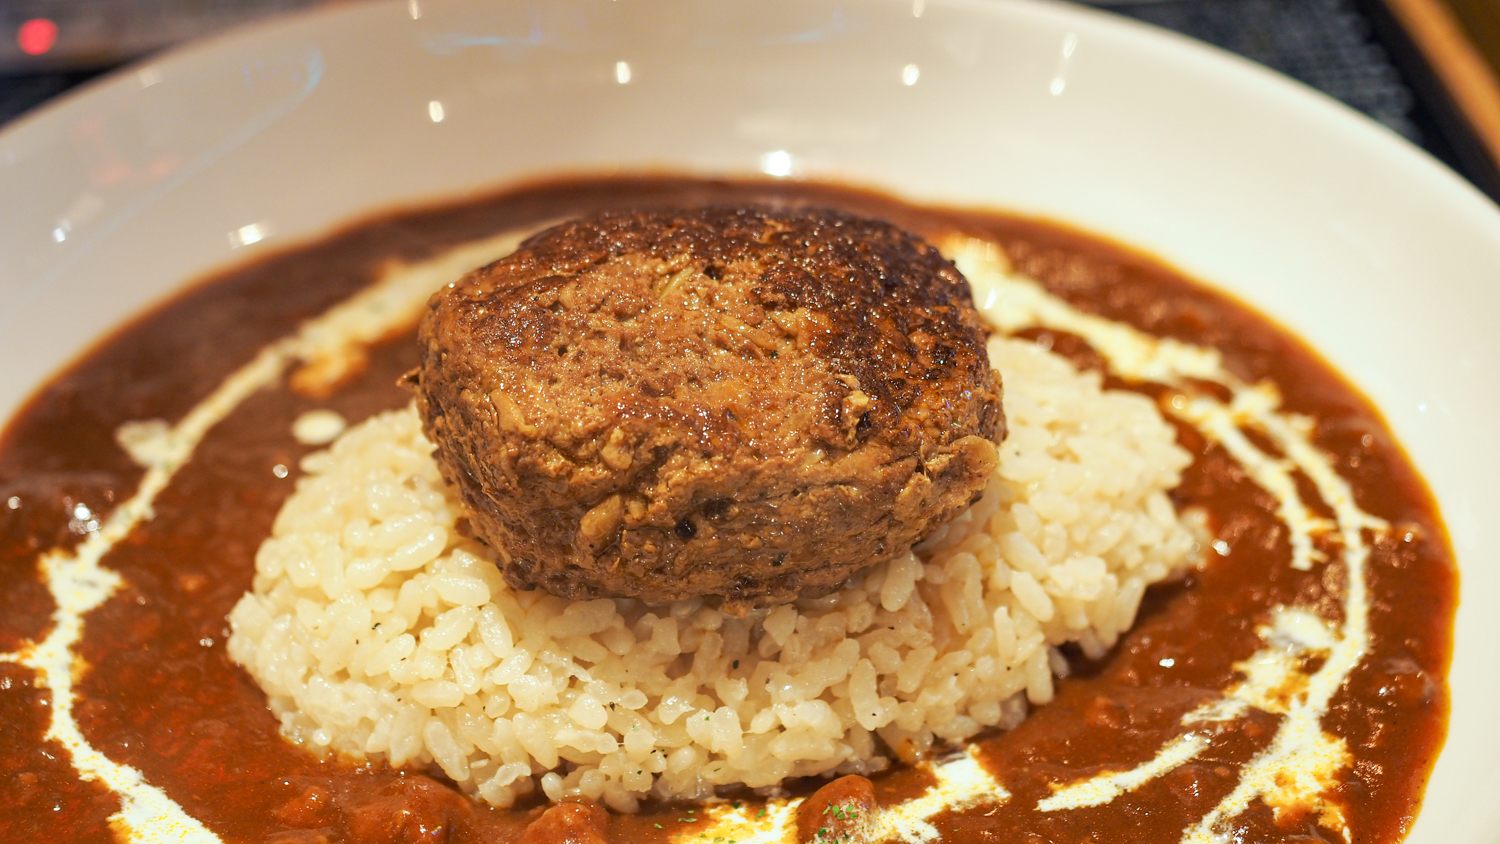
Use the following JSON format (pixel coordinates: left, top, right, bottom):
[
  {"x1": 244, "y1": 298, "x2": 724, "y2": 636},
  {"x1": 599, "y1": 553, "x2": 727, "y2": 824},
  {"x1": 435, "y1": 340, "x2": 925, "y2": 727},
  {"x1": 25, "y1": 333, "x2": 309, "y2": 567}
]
[{"x1": 18, "y1": 18, "x2": 58, "y2": 56}]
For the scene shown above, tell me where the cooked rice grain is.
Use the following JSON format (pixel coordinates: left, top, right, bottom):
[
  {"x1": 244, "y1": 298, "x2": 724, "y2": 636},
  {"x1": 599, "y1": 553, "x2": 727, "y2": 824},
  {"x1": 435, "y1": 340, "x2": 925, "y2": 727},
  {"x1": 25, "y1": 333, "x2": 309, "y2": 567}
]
[{"x1": 227, "y1": 337, "x2": 1201, "y2": 811}]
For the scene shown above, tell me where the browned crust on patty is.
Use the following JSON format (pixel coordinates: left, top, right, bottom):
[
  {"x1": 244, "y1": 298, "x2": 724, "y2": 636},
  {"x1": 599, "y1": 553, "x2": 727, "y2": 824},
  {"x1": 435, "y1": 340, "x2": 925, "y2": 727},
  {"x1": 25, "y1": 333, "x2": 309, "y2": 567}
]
[{"x1": 412, "y1": 206, "x2": 1003, "y2": 611}]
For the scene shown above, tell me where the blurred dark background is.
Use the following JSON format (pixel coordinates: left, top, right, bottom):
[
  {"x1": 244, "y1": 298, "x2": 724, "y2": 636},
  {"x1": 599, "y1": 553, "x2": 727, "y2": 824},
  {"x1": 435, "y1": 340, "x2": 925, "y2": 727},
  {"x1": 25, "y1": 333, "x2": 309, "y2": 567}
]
[{"x1": 1, "y1": 0, "x2": 1497, "y2": 200}]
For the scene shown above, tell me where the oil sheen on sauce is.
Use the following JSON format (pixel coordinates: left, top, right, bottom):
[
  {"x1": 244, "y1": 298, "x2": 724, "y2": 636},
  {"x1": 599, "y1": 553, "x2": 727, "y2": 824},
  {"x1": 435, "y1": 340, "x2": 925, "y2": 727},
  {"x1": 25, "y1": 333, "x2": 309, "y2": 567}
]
[{"x1": 0, "y1": 178, "x2": 1456, "y2": 844}]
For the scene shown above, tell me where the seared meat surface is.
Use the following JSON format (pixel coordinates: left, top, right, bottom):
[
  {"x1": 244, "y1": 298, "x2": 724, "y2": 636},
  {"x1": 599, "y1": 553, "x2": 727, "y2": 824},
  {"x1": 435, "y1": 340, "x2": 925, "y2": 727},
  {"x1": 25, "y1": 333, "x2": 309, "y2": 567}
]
[{"x1": 412, "y1": 206, "x2": 1003, "y2": 611}]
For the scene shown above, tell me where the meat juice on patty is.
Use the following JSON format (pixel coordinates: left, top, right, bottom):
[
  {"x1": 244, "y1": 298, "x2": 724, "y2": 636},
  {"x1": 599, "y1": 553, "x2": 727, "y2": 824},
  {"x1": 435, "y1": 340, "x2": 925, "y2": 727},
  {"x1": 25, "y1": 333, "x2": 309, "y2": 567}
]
[{"x1": 411, "y1": 206, "x2": 1004, "y2": 611}]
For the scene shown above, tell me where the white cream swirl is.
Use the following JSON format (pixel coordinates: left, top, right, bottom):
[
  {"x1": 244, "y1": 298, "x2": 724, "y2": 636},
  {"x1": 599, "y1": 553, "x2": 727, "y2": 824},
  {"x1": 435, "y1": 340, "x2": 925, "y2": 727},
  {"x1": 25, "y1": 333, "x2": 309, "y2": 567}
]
[
  {"x1": 0, "y1": 231, "x2": 528, "y2": 843},
  {"x1": 951, "y1": 237, "x2": 1385, "y2": 843}
]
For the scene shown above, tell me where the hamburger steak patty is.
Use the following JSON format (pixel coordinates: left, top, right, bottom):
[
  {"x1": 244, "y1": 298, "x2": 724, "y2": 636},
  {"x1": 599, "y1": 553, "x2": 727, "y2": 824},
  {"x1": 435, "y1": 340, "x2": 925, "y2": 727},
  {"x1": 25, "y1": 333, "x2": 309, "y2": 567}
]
[{"x1": 412, "y1": 206, "x2": 1004, "y2": 611}]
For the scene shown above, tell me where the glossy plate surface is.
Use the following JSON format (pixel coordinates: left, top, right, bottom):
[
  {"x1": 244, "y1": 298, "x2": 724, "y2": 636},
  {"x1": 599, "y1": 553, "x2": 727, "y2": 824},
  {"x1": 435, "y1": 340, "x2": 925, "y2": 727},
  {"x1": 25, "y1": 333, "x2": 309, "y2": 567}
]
[{"x1": 1, "y1": 0, "x2": 1497, "y2": 840}]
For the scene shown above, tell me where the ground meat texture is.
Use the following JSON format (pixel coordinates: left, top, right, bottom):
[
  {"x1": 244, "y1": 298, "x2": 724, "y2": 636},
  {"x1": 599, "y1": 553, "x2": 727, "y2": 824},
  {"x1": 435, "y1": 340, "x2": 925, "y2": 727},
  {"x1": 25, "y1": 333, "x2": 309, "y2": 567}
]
[{"x1": 412, "y1": 205, "x2": 1004, "y2": 611}]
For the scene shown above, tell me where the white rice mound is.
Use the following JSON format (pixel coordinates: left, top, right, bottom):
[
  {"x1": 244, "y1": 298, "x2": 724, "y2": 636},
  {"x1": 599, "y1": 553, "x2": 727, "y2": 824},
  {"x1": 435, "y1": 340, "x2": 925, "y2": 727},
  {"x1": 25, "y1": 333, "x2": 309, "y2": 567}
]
[{"x1": 227, "y1": 337, "x2": 1202, "y2": 811}]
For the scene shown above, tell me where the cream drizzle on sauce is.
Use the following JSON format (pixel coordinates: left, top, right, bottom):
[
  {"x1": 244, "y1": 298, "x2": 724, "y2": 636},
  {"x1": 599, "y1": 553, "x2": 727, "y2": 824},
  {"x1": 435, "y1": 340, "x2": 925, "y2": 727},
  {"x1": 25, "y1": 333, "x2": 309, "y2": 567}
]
[
  {"x1": 0, "y1": 231, "x2": 528, "y2": 843},
  {"x1": 870, "y1": 748, "x2": 1009, "y2": 843},
  {"x1": 951, "y1": 237, "x2": 1386, "y2": 844},
  {"x1": 1037, "y1": 606, "x2": 1337, "y2": 813},
  {"x1": 1, "y1": 228, "x2": 1386, "y2": 844},
  {"x1": 694, "y1": 746, "x2": 1007, "y2": 844}
]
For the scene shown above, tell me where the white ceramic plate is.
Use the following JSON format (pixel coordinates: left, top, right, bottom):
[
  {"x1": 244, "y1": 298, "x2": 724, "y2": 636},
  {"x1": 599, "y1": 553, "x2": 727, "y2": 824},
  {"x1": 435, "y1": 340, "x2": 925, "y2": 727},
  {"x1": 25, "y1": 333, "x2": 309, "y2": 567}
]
[{"x1": 2, "y1": 0, "x2": 1497, "y2": 840}]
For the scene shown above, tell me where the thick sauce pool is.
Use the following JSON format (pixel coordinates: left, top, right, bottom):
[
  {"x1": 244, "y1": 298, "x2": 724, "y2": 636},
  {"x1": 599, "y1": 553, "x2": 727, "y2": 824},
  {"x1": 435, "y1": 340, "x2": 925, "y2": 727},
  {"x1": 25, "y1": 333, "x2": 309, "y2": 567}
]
[{"x1": 0, "y1": 177, "x2": 1455, "y2": 843}]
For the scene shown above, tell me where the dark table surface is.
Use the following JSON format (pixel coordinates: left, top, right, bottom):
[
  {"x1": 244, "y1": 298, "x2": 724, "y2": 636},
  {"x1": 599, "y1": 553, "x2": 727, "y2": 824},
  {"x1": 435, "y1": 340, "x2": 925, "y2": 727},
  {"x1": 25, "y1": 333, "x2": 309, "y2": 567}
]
[{"x1": 2, "y1": 0, "x2": 1496, "y2": 201}]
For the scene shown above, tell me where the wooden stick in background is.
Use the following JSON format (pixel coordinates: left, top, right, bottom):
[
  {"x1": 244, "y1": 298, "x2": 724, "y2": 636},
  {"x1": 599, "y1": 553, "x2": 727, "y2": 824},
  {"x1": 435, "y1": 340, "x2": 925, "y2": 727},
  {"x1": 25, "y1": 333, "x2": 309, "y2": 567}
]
[{"x1": 1384, "y1": 0, "x2": 1500, "y2": 169}]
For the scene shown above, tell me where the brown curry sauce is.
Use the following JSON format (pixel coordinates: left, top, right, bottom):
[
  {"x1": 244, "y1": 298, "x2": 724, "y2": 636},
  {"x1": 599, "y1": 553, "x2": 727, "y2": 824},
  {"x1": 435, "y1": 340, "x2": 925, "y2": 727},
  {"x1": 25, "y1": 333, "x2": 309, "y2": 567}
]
[{"x1": 0, "y1": 177, "x2": 1456, "y2": 843}]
